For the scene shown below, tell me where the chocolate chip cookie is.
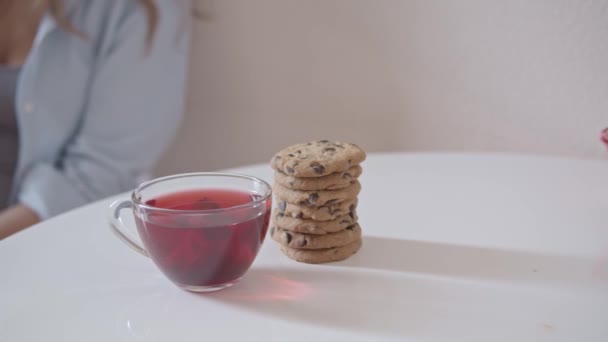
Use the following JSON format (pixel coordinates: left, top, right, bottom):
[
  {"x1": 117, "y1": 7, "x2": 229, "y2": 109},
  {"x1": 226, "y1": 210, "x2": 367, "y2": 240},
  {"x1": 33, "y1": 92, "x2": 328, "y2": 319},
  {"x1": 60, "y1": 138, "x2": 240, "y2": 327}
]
[
  {"x1": 271, "y1": 140, "x2": 366, "y2": 177},
  {"x1": 280, "y1": 238, "x2": 362, "y2": 264},
  {"x1": 272, "y1": 210, "x2": 357, "y2": 234},
  {"x1": 274, "y1": 165, "x2": 363, "y2": 191},
  {"x1": 271, "y1": 224, "x2": 361, "y2": 249},
  {"x1": 273, "y1": 181, "x2": 361, "y2": 207},
  {"x1": 276, "y1": 198, "x2": 358, "y2": 221}
]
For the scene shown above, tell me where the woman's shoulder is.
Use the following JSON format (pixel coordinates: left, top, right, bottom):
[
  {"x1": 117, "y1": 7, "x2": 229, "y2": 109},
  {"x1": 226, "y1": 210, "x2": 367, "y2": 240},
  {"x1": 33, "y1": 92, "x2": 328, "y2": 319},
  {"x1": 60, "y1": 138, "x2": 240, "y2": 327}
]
[
  {"x1": 58, "y1": 0, "x2": 190, "y2": 57},
  {"x1": 66, "y1": 0, "x2": 190, "y2": 17},
  {"x1": 65, "y1": 0, "x2": 189, "y2": 36}
]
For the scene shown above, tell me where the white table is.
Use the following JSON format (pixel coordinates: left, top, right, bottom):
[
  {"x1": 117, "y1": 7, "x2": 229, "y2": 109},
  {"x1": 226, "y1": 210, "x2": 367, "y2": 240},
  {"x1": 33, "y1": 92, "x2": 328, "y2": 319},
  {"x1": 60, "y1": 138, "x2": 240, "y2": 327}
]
[{"x1": 2, "y1": 153, "x2": 607, "y2": 342}]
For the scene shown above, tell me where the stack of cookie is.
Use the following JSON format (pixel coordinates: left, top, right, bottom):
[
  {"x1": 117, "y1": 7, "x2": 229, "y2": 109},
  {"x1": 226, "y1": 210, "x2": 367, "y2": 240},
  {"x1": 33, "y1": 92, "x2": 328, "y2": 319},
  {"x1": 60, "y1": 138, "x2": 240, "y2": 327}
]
[{"x1": 269, "y1": 140, "x2": 366, "y2": 264}]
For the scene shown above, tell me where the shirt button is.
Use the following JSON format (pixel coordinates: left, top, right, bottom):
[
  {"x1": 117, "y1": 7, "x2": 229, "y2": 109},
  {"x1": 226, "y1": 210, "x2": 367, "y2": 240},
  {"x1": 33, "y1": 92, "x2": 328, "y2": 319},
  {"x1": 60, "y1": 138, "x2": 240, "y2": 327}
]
[{"x1": 24, "y1": 102, "x2": 35, "y2": 113}]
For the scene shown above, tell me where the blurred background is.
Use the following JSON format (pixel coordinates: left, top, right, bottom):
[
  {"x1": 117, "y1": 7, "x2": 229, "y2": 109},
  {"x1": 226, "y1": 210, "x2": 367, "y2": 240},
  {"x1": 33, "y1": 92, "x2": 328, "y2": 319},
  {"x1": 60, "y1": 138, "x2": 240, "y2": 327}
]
[{"x1": 157, "y1": 0, "x2": 608, "y2": 175}]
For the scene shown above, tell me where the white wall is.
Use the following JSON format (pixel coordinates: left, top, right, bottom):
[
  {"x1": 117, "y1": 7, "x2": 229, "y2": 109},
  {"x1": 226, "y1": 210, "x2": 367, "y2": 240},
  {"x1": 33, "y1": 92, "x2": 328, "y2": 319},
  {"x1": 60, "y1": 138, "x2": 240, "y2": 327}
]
[{"x1": 157, "y1": 0, "x2": 608, "y2": 175}]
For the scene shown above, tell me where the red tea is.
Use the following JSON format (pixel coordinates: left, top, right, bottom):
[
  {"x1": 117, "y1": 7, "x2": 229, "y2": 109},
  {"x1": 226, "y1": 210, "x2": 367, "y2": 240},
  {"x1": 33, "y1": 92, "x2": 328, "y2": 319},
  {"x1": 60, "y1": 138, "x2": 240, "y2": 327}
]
[{"x1": 134, "y1": 189, "x2": 271, "y2": 288}]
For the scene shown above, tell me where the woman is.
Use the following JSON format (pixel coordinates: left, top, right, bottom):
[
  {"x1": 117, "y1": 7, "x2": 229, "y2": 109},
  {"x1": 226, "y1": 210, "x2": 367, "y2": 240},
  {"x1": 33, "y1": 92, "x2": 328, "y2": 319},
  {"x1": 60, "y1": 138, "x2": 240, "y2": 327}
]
[{"x1": 0, "y1": 0, "x2": 190, "y2": 239}]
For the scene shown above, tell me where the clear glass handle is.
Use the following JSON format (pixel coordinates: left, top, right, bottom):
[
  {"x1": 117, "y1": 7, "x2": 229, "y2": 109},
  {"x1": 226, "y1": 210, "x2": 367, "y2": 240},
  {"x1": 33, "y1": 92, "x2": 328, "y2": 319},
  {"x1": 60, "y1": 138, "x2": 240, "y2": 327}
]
[{"x1": 108, "y1": 199, "x2": 148, "y2": 257}]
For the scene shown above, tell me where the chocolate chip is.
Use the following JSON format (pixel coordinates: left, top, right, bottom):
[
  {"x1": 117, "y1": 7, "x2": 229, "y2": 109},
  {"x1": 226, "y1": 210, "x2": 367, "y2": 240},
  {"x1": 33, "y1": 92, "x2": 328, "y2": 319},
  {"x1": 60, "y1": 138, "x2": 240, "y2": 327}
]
[
  {"x1": 327, "y1": 202, "x2": 343, "y2": 215},
  {"x1": 335, "y1": 143, "x2": 345, "y2": 149},
  {"x1": 319, "y1": 139, "x2": 330, "y2": 143},
  {"x1": 306, "y1": 193, "x2": 319, "y2": 206},
  {"x1": 348, "y1": 204, "x2": 355, "y2": 219},
  {"x1": 322, "y1": 147, "x2": 336, "y2": 153},
  {"x1": 325, "y1": 199, "x2": 338, "y2": 205},
  {"x1": 345, "y1": 225, "x2": 354, "y2": 231},
  {"x1": 295, "y1": 212, "x2": 303, "y2": 219},
  {"x1": 274, "y1": 155, "x2": 282, "y2": 160},
  {"x1": 342, "y1": 172, "x2": 352, "y2": 179},
  {"x1": 328, "y1": 208, "x2": 340, "y2": 215},
  {"x1": 340, "y1": 219, "x2": 350, "y2": 224},
  {"x1": 295, "y1": 150, "x2": 302, "y2": 154},
  {"x1": 286, "y1": 166, "x2": 295, "y2": 174},
  {"x1": 285, "y1": 232, "x2": 292, "y2": 244},
  {"x1": 310, "y1": 162, "x2": 326, "y2": 175},
  {"x1": 278, "y1": 201, "x2": 286, "y2": 212}
]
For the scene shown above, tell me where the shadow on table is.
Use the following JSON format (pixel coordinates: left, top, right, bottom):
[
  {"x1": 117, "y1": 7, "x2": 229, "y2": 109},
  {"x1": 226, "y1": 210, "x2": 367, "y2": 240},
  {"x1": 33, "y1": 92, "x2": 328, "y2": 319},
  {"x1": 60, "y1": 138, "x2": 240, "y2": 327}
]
[
  {"x1": 201, "y1": 238, "x2": 606, "y2": 340},
  {"x1": 337, "y1": 236, "x2": 606, "y2": 289}
]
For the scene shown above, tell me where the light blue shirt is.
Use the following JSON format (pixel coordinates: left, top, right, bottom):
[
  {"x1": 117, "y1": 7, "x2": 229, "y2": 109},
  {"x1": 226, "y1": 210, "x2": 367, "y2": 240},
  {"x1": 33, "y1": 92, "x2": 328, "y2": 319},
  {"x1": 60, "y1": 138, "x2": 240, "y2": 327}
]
[{"x1": 11, "y1": 0, "x2": 190, "y2": 219}]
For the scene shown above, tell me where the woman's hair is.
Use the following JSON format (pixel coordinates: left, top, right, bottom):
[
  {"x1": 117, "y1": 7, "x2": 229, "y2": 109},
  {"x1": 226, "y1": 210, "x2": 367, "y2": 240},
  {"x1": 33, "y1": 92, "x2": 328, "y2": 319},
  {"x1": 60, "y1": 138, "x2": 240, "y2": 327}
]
[{"x1": 48, "y1": 0, "x2": 158, "y2": 45}]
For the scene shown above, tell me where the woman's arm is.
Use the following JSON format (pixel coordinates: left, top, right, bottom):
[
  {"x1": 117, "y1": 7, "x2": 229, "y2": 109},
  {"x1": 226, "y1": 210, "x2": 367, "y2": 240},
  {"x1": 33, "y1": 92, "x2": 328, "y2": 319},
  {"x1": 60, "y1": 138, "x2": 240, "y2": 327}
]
[
  {"x1": 16, "y1": 2, "x2": 190, "y2": 222},
  {"x1": 0, "y1": 205, "x2": 40, "y2": 240}
]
